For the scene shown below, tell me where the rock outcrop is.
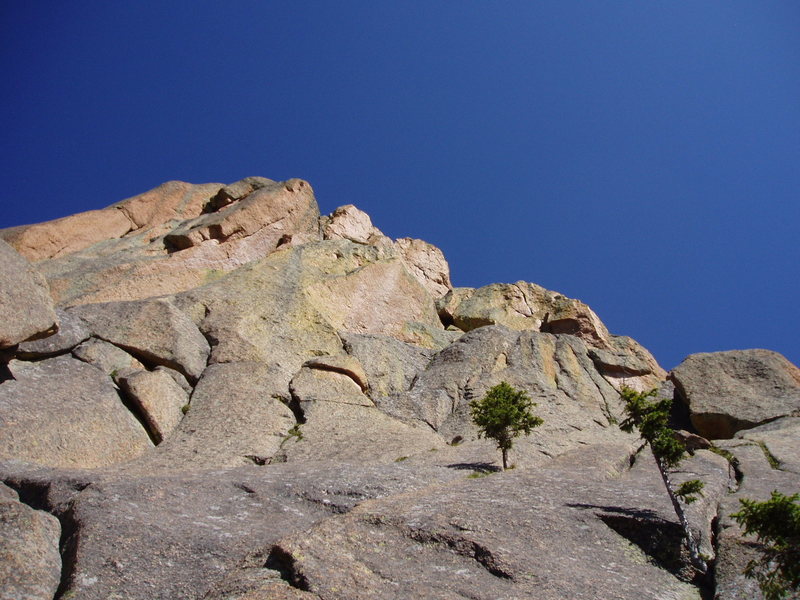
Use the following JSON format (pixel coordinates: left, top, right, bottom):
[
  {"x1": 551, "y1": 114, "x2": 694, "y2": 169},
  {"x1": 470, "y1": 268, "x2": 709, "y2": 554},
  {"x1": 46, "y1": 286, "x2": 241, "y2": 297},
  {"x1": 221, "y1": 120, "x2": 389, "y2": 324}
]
[
  {"x1": 0, "y1": 176, "x2": 796, "y2": 600},
  {"x1": 671, "y1": 349, "x2": 800, "y2": 439},
  {"x1": 0, "y1": 239, "x2": 58, "y2": 349}
]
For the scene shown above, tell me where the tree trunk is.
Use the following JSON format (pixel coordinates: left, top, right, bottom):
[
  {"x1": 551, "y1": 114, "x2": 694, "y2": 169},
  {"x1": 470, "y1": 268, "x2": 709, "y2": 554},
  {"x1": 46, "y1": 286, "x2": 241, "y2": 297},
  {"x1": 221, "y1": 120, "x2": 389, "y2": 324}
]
[
  {"x1": 502, "y1": 448, "x2": 508, "y2": 470},
  {"x1": 655, "y1": 454, "x2": 707, "y2": 574}
]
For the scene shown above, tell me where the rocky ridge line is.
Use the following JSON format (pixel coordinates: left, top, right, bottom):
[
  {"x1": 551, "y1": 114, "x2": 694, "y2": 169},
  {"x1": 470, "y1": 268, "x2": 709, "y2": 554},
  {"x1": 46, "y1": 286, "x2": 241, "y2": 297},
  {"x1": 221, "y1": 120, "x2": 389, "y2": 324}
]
[{"x1": 0, "y1": 177, "x2": 797, "y2": 600}]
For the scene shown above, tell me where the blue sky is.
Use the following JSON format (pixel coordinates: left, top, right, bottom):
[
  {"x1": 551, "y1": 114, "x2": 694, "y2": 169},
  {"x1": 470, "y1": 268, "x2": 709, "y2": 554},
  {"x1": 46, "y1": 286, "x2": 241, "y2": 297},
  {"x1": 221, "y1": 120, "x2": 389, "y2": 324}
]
[{"x1": 2, "y1": 2, "x2": 799, "y2": 370}]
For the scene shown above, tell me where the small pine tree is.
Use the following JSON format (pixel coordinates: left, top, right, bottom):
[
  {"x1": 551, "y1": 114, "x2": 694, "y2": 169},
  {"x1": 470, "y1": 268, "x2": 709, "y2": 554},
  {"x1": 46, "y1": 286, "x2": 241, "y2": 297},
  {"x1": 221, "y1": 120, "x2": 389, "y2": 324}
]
[
  {"x1": 469, "y1": 382, "x2": 543, "y2": 470},
  {"x1": 618, "y1": 386, "x2": 707, "y2": 574},
  {"x1": 731, "y1": 490, "x2": 800, "y2": 600}
]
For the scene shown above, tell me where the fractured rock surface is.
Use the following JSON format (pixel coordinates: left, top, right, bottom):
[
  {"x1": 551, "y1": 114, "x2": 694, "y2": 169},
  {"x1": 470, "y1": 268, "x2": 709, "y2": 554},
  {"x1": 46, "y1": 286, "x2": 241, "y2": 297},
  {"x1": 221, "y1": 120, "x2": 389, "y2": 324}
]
[{"x1": 0, "y1": 176, "x2": 796, "y2": 600}]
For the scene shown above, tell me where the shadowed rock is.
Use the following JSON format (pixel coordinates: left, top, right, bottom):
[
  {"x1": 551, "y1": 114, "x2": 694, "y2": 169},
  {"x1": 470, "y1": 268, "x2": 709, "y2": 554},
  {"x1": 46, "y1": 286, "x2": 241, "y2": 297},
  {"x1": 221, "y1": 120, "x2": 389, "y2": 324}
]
[
  {"x1": 0, "y1": 483, "x2": 61, "y2": 600},
  {"x1": 671, "y1": 349, "x2": 800, "y2": 439}
]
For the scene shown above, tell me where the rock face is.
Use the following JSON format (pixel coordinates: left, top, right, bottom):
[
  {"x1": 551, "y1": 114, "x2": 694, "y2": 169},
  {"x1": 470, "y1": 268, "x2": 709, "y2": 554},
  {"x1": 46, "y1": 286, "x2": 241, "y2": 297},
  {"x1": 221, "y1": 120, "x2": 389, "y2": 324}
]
[
  {"x1": 0, "y1": 239, "x2": 58, "y2": 348},
  {"x1": 0, "y1": 176, "x2": 796, "y2": 600},
  {"x1": 0, "y1": 356, "x2": 153, "y2": 468},
  {"x1": 671, "y1": 349, "x2": 800, "y2": 439},
  {"x1": 0, "y1": 483, "x2": 61, "y2": 600}
]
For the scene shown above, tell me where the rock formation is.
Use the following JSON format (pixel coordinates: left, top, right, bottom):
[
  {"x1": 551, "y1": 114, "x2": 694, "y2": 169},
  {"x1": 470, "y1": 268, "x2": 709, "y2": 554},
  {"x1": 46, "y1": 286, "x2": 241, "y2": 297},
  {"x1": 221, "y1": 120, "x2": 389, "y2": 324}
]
[{"x1": 0, "y1": 177, "x2": 796, "y2": 599}]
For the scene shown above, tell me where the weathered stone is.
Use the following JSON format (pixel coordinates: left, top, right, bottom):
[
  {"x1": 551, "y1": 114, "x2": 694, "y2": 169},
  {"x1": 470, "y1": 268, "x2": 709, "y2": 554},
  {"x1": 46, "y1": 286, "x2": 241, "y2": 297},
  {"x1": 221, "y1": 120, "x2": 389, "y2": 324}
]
[
  {"x1": 3, "y1": 179, "x2": 322, "y2": 307},
  {"x1": 671, "y1": 349, "x2": 800, "y2": 439},
  {"x1": 120, "y1": 362, "x2": 296, "y2": 472},
  {"x1": 165, "y1": 178, "x2": 319, "y2": 252},
  {"x1": 400, "y1": 325, "x2": 629, "y2": 467},
  {"x1": 341, "y1": 333, "x2": 434, "y2": 399},
  {"x1": 72, "y1": 337, "x2": 145, "y2": 376},
  {"x1": 16, "y1": 308, "x2": 90, "y2": 358},
  {"x1": 322, "y1": 204, "x2": 388, "y2": 245},
  {"x1": 279, "y1": 402, "x2": 447, "y2": 464},
  {"x1": 178, "y1": 239, "x2": 443, "y2": 382},
  {"x1": 0, "y1": 483, "x2": 61, "y2": 600},
  {"x1": 0, "y1": 356, "x2": 152, "y2": 468},
  {"x1": 736, "y1": 416, "x2": 800, "y2": 474},
  {"x1": 268, "y1": 445, "x2": 705, "y2": 600},
  {"x1": 436, "y1": 287, "x2": 475, "y2": 327},
  {"x1": 710, "y1": 432, "x2": 800, "y2": 600},
  {"x1": 117, "y1": 368, "x2": 189, "y2": 444},
  {"x1": 302, "y1": 354, "x2": 369, "y2": 392},
  {"x1": 290, "y1": 367, "x2": 372, "y2": 408},
  {"x1": 206, "y1": 176, "x2": 275, "y2": 211},
  {"x1": 394, "y1": 237, "x2": 452, "y2": 298},
  {"x1": 448, "y1": 281, "x2": 613, "y2": 350},
  {"x1": 68, "y1": 297, "x2": 210, "y2": 382},
  {"x1": 0, "y1": 239, "x2": 58, "y2": 348},
  {"x1": 589, "y1": 335, "x2": 667, "y2": 391},
  {"x1": 30, "y1": 461, "x2": 466, "y2": 600}
]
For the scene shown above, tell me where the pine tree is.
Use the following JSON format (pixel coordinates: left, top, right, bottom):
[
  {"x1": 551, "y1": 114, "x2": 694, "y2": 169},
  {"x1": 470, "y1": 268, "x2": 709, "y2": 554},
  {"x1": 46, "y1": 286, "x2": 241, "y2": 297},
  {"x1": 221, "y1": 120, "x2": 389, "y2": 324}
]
[
  {"x1": 732, "y1": 490, "x2": 800, "y2": 600},
  {"x1": 470, "y1": 382, "x2": 543, "y2": 470},
  {"x1": 618, "y1": 386, "x2": 707, "y2": 574}
]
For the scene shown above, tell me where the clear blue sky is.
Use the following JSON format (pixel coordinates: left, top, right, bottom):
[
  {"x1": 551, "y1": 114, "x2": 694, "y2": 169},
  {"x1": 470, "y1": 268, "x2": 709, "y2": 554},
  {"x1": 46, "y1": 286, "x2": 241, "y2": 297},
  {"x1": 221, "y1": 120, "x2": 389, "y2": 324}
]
[{"x1": 2, "y1": 2, "x2": 799, "y2": 370}]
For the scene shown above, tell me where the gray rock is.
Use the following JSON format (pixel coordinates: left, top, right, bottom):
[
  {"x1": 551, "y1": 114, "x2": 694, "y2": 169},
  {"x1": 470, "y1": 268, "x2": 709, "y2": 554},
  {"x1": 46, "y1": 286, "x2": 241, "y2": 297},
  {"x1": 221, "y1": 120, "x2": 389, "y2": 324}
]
[
  {"x1": 72, "y1": 337, "x2": 145, "y2": 376},
  {"x1": 36, "y1": 461, "x2": 467, "y2": 600},
  {"x1": 0, "y1": 482, "x2": 61, "y2": 600},
  {"x1": 117, "y1": 369, "x2": 189, "y2": 444},
  {"x1": 341, "y1": 333, "x2": 434, "y2": 399},
  {"x1": 268, "y1": 445, "x2": 705, "y2": 600},
  {"x1": 16, "y1": 308, "x2": 90, "y2": 358},
  {"x1": 290, "y1": 367, "x2": 373, "y2": 409},
  {"x1": 0, "y1": 239, "x2": 58, "y2": 348},
  {"x1": 0, "y1": 356, "x2": 152, "y2": 468},
  {"x1": 279, "y1": 401, "x2": 447, "y2": 465},
  {"x1": 68, "y1": 297, "x2": 210, "y2": 382},
  {"x1": 671, "y1": 349, "x2": 800, "y2": 439},
  {"x1": 401, "y1": 325, "x2": 631, "y2": 466},
  {"x1": 120, "y1": 362, "x2": 296, "y2": 472}
]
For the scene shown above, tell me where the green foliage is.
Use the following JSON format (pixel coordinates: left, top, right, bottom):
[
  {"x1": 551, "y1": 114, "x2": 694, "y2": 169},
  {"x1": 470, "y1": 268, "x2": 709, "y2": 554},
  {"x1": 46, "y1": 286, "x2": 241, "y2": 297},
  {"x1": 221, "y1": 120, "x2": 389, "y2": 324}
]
[
  {"x1": 394, "y1": 456, "x2": 408, "y2": 462},
  {"x1": 287, "y1": 424, "x2": 303, "y2": 440},
  {"x1": 618, "y1": 386, "x2": 707, "y2": 574},
  {"x1": 619, "y1": 387, "x2": 685, "y2": 468},
  {"x1": 732, "y1": 491, "x2": 800, "y2": 600},
  {"x1": 675, "y1": 480, "x2": 705, "y2": 504},
  {"x1": 470, "y1": 382, "x2": 543, "y2": 470},
  {"x1": 756, "y1": 441, "x2": 782, "y2": 470},
  {"x1": 180, "y1": 404, "x2": 190, "y2": 415}
]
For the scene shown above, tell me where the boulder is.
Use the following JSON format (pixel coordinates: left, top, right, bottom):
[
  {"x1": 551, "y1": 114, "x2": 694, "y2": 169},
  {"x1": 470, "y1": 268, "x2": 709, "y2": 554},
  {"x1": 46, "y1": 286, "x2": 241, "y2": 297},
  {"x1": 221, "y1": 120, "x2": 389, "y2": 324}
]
[
  {"x1": 0, "y1": 356, "x2": 152, "y2": 468},
  {"x1": 117, "y1": 368, "x2": 189, "y2": 444},
  {"x1": 68, "y1": 297, "x2": 210, "y2": 382},
  {"x1": 72, "y1": 337, "x2": 145, "y2": 376},
  {"x1": 0, "y1": 483, "x2": 61, "y2": 600},
  {"x1": 16, "y1": 308, "x2": 90, "y2": 358},
  {"x1": 0, "y1": 239, "x2": 58, "y2": 348},
  {"x1": 671, "y1": 349, "x2": 800, "y2": 439},
  {"x1": 322, "y1": 204, "x2": 389, "y2": 245},
  {"x1": 394, "y1": 237, "x2": 452, "y2": 299},
  {"x1": 290, "y1": 367, "x2": 373, "y2": 409}
]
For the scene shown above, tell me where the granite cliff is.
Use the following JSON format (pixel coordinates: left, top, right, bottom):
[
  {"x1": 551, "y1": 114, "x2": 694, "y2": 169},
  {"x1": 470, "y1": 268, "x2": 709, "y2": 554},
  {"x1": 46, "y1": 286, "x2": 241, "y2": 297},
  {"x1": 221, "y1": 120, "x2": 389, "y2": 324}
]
[{"x1": 1, "y1": 178, "x2": 798, "y2": 600}]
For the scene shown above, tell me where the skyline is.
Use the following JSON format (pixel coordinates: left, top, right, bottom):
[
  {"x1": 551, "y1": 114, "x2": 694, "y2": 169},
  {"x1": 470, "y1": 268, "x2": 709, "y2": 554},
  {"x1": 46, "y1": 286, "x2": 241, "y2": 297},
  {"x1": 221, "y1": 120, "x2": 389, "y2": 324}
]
[{"x1": 2, "y1": 2, "x2": 799, "y2": 370}]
